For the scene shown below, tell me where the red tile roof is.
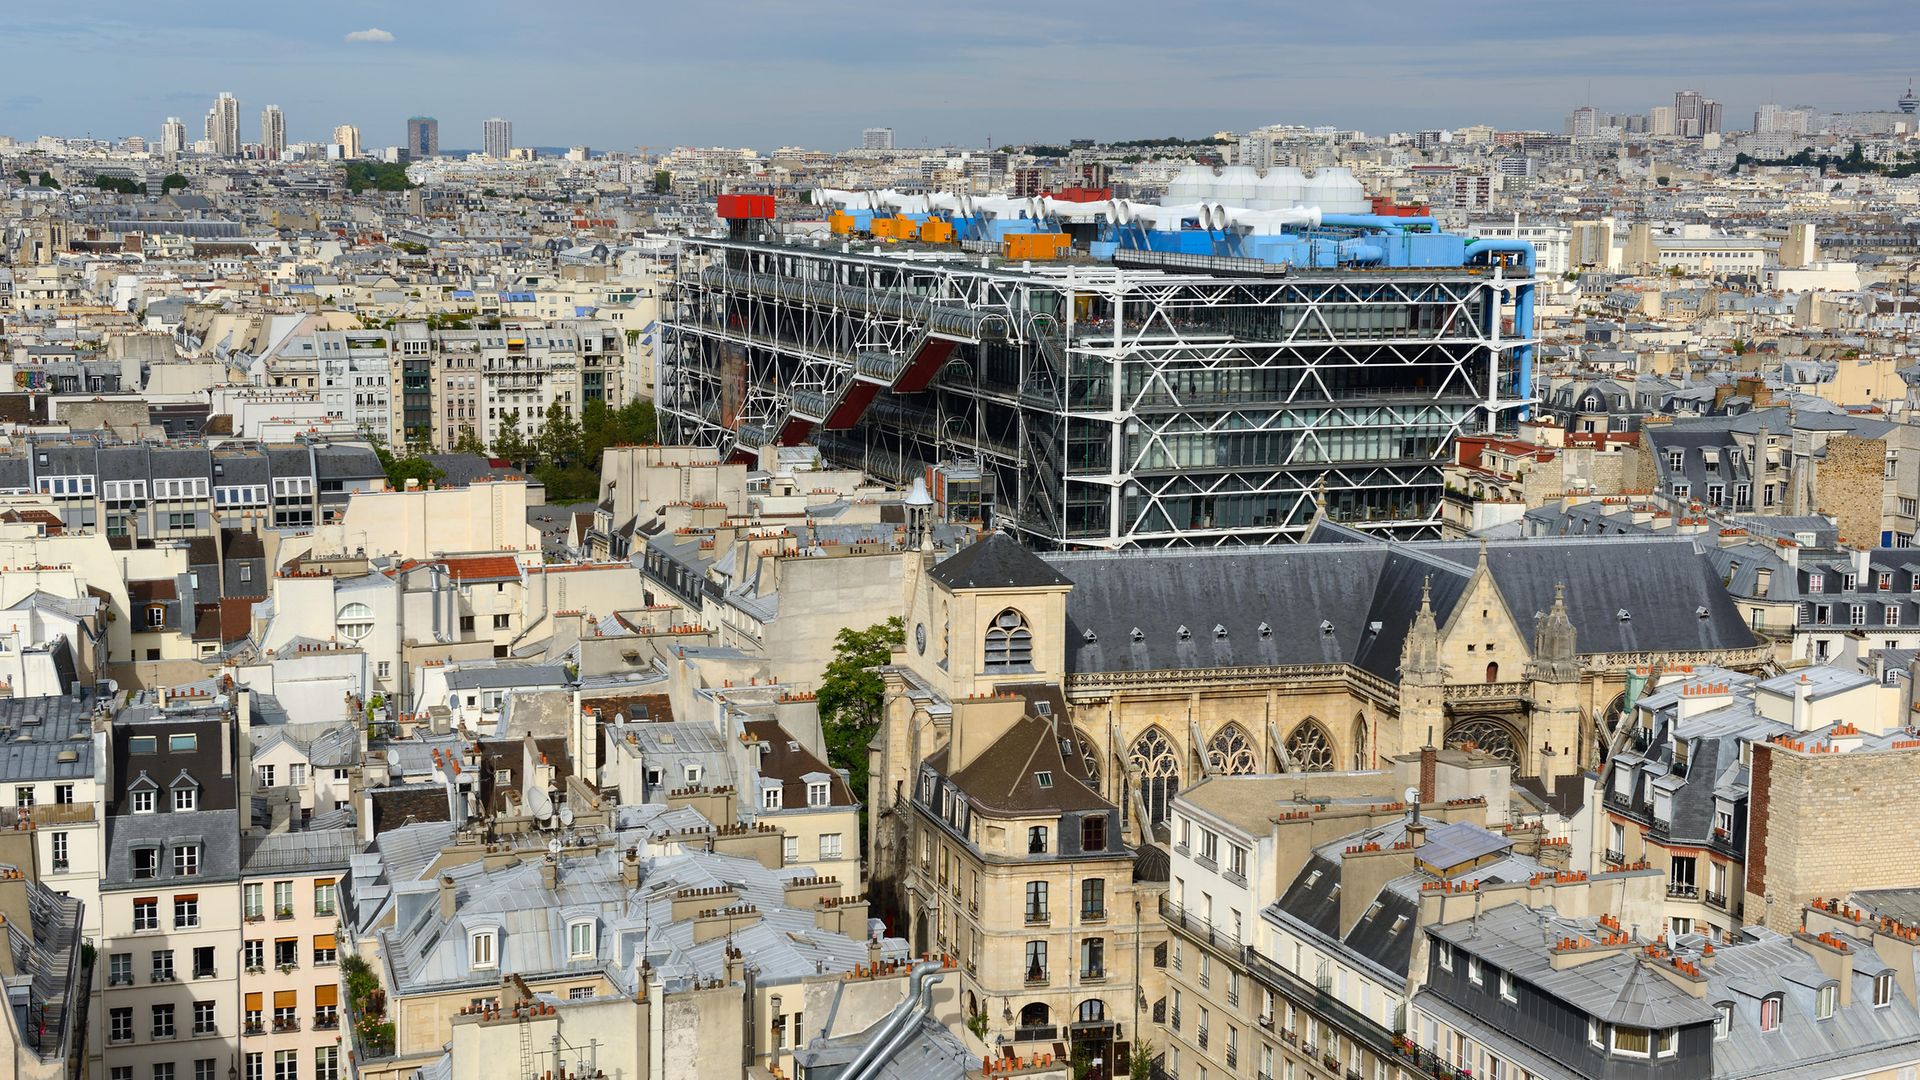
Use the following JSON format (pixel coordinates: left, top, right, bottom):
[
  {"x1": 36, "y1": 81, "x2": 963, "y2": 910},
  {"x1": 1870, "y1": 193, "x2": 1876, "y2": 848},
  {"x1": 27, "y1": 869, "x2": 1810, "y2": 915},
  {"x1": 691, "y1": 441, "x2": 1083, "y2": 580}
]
[{"x1": 394, "y1": 555, "x2": 523, "y2": 582}]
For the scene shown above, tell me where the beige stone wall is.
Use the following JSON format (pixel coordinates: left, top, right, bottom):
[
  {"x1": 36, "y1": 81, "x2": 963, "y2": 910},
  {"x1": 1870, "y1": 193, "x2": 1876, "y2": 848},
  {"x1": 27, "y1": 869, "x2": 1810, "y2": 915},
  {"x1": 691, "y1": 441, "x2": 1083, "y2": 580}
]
[
  {"x1": 1746, "y1": 743, "x2": 1920, "y2": 933},
  {"x1": 1816, "y1": 434, "x2": 1890, "y2": 547}
]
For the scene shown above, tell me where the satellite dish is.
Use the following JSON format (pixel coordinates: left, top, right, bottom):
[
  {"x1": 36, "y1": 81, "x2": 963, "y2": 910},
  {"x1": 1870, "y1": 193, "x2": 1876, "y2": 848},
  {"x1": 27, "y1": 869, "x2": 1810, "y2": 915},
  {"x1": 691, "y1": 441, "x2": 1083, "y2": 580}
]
[
  {"x1": 559, "y1": 803, "x2": 575, "y2": 827},
  {"x1": 547, "y1": 838, "x2": 562, "y2": 854},
  {"x1": 526, "y1": 785, "x2": 555, "y2": 822}
]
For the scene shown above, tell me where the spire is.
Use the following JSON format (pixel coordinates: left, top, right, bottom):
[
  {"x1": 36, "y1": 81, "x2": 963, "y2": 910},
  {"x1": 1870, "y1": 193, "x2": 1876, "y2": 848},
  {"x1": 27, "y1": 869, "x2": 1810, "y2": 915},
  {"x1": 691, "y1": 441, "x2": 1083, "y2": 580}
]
[
  {"x1": 1404, "y1": 574, "x2": 1442, "y2": 676},
  {"x1": 1532, "y1": 580, "x2": 1579, "y2": 673}
]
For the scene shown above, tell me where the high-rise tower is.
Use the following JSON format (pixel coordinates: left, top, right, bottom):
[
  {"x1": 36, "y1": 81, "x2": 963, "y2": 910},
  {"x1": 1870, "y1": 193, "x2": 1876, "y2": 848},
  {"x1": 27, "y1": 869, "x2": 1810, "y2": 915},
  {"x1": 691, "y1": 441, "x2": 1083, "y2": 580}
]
[
  {"x1": 483, "y1": 117, "x2": 513, "y2": 158},
  {"x1": 406, "y1": 116, "x2": 439, "y2": 158},
  {"x1": 260, "y1": 105, "x2": 286, "y2": 158},
  {"x1": 206, "y1": 91, "x2": 240, "y2": 156}
]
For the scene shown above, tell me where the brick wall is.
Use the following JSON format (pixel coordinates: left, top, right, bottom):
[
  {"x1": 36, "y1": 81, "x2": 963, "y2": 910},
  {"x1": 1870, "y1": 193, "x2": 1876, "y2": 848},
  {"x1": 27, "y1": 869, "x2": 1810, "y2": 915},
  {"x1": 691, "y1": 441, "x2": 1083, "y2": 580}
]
[{"x1": 1747, "y1": 742, "x2": 1920, "y2": 932}]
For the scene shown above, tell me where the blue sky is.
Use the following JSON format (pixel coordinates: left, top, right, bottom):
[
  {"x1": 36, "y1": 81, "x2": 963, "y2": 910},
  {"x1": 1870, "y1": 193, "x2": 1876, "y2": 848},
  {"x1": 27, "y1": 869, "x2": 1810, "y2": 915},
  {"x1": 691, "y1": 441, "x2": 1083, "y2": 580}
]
[{"x1": 7, "y1": 1, "x2": 1916, "y2": 150}]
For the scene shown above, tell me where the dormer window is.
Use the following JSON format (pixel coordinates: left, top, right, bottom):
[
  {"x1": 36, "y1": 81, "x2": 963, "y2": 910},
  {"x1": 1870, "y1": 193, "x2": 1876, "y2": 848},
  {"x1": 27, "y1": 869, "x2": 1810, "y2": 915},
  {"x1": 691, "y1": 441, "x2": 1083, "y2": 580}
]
[
  {"x1": 1760, "y1": 994, "x2": 1782, "y2": 1033},
  {"x1": 762, "y1": 786, "x2": 783, "y2": 811},
  {"x1": 1817, "y1": 984, "x2": 1837, "y2": 1021},
  {"x1": 1875, "y1": 973, "x2": 1894, "y2": 1007},
  {"x1": 1129, "y1": 627, "x2": 1144, "y2": 644},
  {"x1": 132, "y1": 790, "x2": 155, "y2": 814},
  {"x1": 469, "y1": 929, "x2": 498, "y2": 969},
  {"x1": 806, "y1": 780, "x2": 829, "y2": 807},
  {"x1": 1213, "y1": 624, "x2": 1227, "y2": 640},
  {"x1": 172, "y1": 777, "x2": 199, "y2": 812},
  {"x1": 567, "y1": 919, "x2": 595, "y2": 960},
  {"x1": 1034, "y1": 771, "x2": 1053, "y2": 789},
  {"x1": 1258, "y1": 623, "x2": 1272, "y2": 639},
  {"x1": 1176, "y1": 625, "x2": 1191, "y2": 641}
]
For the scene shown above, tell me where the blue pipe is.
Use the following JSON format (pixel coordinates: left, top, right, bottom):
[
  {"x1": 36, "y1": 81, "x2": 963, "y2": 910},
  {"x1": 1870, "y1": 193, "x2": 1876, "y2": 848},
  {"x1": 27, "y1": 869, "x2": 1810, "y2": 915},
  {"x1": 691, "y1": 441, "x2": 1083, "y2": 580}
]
[
  {"x1": 1461, "y1": 240, "x2": 1537, "y2": 420},
  {"x1": 1319, "y1": 213, "x2": 1438, "y2": 232}
]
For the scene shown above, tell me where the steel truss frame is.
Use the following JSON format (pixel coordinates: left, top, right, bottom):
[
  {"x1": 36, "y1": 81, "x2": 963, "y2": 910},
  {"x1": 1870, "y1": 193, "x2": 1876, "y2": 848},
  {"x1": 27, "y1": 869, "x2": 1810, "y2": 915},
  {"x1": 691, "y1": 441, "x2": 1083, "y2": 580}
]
[{"x1": 661, "y1": 238, "x2": 1533, "y2": 549}]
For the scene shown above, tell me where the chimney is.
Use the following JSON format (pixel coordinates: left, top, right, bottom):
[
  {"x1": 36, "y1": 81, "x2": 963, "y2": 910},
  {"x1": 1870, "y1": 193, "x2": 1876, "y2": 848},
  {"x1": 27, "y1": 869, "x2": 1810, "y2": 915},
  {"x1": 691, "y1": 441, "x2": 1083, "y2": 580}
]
[
  {"x1": 1419, "y1": 745, "x2": 1438, "y2": 804},
  {"x1": 438, "y1": 873, "x2": 457, "y2": 921},
  {"x1": 1793, "y1": 673, "x2": 1811, "y2": 732},
  {"x1": 622, "y1": 847, "x2": 641, "y2": 889},
  {"x1": 540, "y1": 854, "x2": 558, "y2": 892}
]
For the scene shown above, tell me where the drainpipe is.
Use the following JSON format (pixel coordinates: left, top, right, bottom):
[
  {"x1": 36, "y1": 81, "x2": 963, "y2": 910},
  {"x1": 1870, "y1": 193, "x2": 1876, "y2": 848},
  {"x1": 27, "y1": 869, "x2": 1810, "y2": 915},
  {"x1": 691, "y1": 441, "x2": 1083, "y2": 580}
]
[{"x1": 845, "y1": 960, "x2": 945, "y2": 1080}]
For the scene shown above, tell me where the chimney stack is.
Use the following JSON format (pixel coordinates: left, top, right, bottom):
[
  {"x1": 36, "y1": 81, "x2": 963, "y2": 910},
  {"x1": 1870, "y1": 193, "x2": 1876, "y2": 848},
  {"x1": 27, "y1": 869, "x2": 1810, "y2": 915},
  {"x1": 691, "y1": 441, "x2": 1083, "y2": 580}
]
[
  {"x1": 438, "y1": 874, "x2": 457, "y2": 921},
  {"x1": 541, "y1": 854, "x2": 558, "y2": 892},
  {"x1": 1419, "y1": 745, "x2": 1438, "y2": 804},
  {"x1": 622, "y1": 847, "x2": 641, "y2": 890}
]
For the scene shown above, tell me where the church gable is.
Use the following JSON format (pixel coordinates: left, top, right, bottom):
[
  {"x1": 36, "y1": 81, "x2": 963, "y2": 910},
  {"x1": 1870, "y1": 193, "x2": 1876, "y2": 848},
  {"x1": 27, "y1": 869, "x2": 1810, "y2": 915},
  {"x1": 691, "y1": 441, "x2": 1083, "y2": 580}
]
[{"x1": 1435, "y1": 552, "x2": 1531, "y2": 684}]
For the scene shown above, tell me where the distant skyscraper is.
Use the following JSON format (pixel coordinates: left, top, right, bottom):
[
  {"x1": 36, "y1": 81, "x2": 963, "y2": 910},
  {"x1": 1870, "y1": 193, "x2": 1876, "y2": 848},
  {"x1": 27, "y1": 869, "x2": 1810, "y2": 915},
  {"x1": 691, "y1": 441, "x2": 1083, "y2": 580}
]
[
  {"x1": 260, "y1": 105, "x2": 286, "y2": 158},
  {"x1": 483, "y1": 118, "x2": 512, "y2": 158},
  {"x1": 206, "y1": 91, "x2": 240, "y2": 157},
  {"x1": 1650, "y1": 105, "x2": 1676, "y2": 137},
  {"x1": 1673, "y1": 89, "x2": 1705, "y2": 137},
  {"x1": 1700, "y1": 99, "x2": 1723, "y2": 136},
  {"x1": 332, "y1": 124, "x2": 362, "y2": 159},
  {"x1": 406, "y1": 116, "x2": 439, "y2": 158},
  {"x1": 1900, "y1": 82, "x2": 1917, "y2": 116},
  {"x1": 161, "y1": 117, "x2": 187, "y2": 158},
  {"x1": 862, "y1": 126, "x2": 894, "y2": 150},
  {"x1": 1565, "y1": 106, "x2": 1597, "y2": 138}
]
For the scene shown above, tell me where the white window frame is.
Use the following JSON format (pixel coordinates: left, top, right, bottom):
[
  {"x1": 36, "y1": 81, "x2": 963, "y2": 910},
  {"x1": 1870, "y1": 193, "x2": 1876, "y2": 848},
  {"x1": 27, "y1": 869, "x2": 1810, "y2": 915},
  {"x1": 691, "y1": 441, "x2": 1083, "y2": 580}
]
[
  {"x1": 470, "y1": 929, "x2": 498, "y2": 969},
  {"x1": 566, "y1": 918, "x2": 595, "y2": 960}
]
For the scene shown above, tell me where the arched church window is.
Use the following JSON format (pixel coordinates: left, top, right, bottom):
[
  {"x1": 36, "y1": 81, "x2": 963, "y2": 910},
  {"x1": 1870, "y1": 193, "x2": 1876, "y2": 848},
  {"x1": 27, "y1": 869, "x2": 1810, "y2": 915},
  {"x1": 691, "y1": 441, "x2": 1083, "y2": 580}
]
[
  {"x1": 1447, "y1": 717, "x2": 1519, "y2": 763},
  {"x1": 1285, "y1": 720, "x2": 1335, "y2": 772},
  {"x1": 1205, "y1": 724, "x2": 1257, "y2": 775},
  {"x1": 985, "y1": 608, "x2": 1033, "y2": 668},
  {"x1": 1130, "y1": 728, "x2": 1180, "y2": 828}
]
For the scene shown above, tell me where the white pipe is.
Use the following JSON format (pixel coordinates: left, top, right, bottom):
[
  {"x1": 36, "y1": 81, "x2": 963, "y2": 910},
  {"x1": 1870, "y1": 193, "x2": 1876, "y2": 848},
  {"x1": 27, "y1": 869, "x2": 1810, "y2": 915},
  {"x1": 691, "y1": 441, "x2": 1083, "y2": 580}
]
[
  {"x1": 1036, "y1": 196, "x2": 1114, "y2": 222},
  {"x1": 924, "y1": 192, "x2": 968, "y2": 214},
  {"x1": 814, "y1": 188, "x2": 874, "y2": 211},
  {"x1": 1112, "y1": 200, "x2": 1210, "y2": 229},
  {"x1": 966, "y1": 195, "x2": 1038, "y2": 220},
  {"x1": 872, "y1": 189, "x2": 927, "y2": 214},
  {"x1": 1203, "y1": 204, "x2": 1322, "y2": 235}
]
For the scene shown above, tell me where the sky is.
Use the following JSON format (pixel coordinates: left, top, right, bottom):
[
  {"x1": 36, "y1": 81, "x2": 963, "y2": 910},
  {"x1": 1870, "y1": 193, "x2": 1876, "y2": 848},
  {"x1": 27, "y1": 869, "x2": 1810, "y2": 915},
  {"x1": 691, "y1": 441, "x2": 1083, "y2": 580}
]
[{"x1": 6, "y1": 1, "x2": 1916, "y2": 151}]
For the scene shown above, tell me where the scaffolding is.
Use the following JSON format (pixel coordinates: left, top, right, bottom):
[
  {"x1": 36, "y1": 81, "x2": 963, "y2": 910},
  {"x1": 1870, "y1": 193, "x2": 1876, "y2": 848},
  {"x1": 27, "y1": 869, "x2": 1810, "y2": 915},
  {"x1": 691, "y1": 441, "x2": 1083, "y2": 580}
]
[{"x1": 662, "y1": 236, "x2": 1535, "y2": 548}]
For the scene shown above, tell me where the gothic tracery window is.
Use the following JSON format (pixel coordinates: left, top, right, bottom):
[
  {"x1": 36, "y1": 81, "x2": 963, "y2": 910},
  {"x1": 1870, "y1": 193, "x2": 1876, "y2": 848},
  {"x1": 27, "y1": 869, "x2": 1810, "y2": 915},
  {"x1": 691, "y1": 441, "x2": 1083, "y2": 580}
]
[
  {"x1": 1205, "y1": 724, "x2": 1257, "y2": 775},
  {"x1": 1285, "y1": 720, "x2": 1335, "y2": 772},
  {"x1": 1075, "y1": 729, "x2": 1102, "y2": 788},
  {"x1": 1130, "y1": 728, "x2": 1180, "y2": 828},
  {"x1": 1447, "y1": 717, "x2": 1519, "y2": 763}
]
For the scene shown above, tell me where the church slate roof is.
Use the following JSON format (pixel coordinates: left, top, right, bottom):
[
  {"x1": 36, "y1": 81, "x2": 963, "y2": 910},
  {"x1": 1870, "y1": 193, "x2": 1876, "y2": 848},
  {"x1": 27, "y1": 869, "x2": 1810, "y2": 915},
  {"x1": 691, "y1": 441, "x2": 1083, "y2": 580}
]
[
  {"x1": 928, "y1": 532, "x2": 1073, "y2": 591},
  {"x1": 1045, "y1": 535, "x2": 1753, "y2": 681}
]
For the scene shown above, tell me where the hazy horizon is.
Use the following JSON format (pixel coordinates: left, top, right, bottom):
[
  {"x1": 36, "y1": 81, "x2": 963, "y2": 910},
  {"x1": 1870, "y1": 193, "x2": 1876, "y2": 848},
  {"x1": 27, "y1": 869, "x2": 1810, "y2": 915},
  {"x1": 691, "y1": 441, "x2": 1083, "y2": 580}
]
[{"x1": 8, "y1": 1, "x2": 1915, "y2": 151}]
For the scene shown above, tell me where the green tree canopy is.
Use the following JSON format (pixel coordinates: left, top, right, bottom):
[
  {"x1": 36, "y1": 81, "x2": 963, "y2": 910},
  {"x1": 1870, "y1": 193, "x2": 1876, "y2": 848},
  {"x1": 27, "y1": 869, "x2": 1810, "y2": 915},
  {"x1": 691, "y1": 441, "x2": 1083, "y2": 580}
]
[
  {"x1": 451, "y1": 424, "x2": 488, "y2": 457},
  {"x1": 816, "y1": 617, "x2": 905, "y2": 809}
]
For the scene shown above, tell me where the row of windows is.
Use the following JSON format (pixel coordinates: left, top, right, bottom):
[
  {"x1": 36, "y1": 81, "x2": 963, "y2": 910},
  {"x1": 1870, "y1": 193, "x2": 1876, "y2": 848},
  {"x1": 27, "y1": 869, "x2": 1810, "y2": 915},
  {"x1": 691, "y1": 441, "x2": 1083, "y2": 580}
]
[
  {"x1": 761, "y1": 781, "x2": 833, "y2": 810},
  {"x1": 242, "y1": 879, "x2": 336, "y2": 919},
  {"x1": 241, "y1": 934, "x2": 337, "y2": 969}
]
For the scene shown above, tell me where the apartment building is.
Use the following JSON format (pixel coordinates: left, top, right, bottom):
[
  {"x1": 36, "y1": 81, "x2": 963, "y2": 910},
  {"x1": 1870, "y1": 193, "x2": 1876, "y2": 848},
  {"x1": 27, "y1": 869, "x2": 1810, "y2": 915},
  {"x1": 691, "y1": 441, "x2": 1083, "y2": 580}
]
[
  {"x1": 1, "y1": 693, "x2": 110, "y2": 945},
  {"x1": 900, "y1": 683, "x2": 1161, "y2": 1067},
  {"x1": 0, "y1": 835, "x2": 88, "y2": 1080},
  {"x1": 0, "y1": 437, "x2": 384, "y2": 541},
  {"x1": 97, "y1": 696, "x2": 244, "y2": 1080},
  {"x1": 385, "y1": 319, "x2": 627, "y2": 451},
  {"x1": 238, "y1": 828, "x2": 354, "y2": 1080},
  {"x1": 1412, "y1": 900, "x2": 1920, "y2": 1079}
]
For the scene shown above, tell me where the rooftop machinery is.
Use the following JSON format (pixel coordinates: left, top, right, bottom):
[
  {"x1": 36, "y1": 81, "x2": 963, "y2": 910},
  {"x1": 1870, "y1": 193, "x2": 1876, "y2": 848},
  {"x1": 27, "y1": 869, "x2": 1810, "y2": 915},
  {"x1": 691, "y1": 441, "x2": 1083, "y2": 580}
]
[{"x1": 661, "y1": 186, "x2": 1538, "y2": 548}]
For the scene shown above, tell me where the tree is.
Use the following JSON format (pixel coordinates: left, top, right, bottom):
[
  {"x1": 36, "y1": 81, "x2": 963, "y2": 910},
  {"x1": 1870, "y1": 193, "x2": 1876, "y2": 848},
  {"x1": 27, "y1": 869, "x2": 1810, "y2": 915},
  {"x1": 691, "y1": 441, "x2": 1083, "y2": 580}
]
[
  {"x1": 491, "y1": 410, "x2": 533, "y2": 469},
  {"x1": 366, "y1": 426, "x2": 445, "y2": 490},
  {"x1": 651, "y1": 170, "x2": 673, "y2": 194},
  {"x1": 1128, "y1": 1042, "x2": 1157, "y2": 1080},
  {"x1": 161, "y1": 173, "x2": 189, "y2": 193},
  {"x1": 451, "y1": 424, "x2": 489, "y2": 457},
  {"x1": 816, "y1": 617, "x2": 905, "y2": 808}
]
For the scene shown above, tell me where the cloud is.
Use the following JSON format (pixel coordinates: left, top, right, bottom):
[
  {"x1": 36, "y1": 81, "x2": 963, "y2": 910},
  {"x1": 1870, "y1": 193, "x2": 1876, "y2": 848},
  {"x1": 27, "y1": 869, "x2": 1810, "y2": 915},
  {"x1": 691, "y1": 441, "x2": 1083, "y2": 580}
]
[
  {"x1": 6, "y1": 94, "x2": 45, "y2": 110},
  {"x1": 343, "y1": 27, "x2": 395, "y2": 43}
]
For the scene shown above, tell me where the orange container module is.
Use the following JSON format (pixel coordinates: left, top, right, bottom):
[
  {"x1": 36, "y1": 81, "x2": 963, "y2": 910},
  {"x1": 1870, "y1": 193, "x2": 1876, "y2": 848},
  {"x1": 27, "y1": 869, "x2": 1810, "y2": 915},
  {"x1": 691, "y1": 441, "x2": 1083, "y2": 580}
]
[
  {"x1": 828, "y1": 212, "x2": 857, "y2": 235},
  {"x1": 918, "y1": 219, "x2": 955, "y2": 244},
  {"x1": 871, "y1": 215, "x2": 920, "y2": 241},
  {"x1": 1001, "y1": 232, "x2": 1072, "y2": 261}
]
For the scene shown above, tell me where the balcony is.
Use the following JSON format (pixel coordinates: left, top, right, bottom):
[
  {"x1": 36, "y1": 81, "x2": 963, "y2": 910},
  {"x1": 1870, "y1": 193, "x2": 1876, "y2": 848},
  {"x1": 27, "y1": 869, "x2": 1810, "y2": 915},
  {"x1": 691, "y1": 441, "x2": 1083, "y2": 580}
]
[
  {"x1": 1013, "y1": 1025, "x2": 1057, "y2": 1043},
  {"x1": 1160, "y1": 895, "x2": 1241, "y2": 954},
  {"x1": 244, "y1": 1021, "x2": 266, "y2": 1037},
  {"x1": 273, "y1": 1016, "x2": 302, "y2": 1033},
  {"x1": 314, "y1": 1013, "x2": 340, "y2": 1032},
  {"x1": 1604, "y1": 848, "x2": 1625, "y2": 865},
  {"x1": 276, "y1": 906, "x2": 296, "y2": 920},
  {"x1": 1705, "y1": 890, "x2": 1728, "y2": 910},
  {"x1": 1667, "y1": 882, "x2": 1699, "y2": 900},
  {"x1": 1197, "y1": 1028, "x2": 1209, "y2": 1051},
  {"x1": 1169, "y1": 1009, "x2": 1181, "y2": 1033},
  {"x1": 152, "y1": 971, "x2": 177, "y2": 984},
  {"x1": 1025, "y1": 909, "x2": 1050, "y2": 927},
  {"x1": 193, "y1": 1023, "x2": 218, "y2": 1036},
  {"x1": 244, "y1": 912, "x2": 266, "y2": 924},
  {"x1": 28, "y1": 800, "x2": 95, "y2": 826},
  {"x1": 1081, "y1": 968, "x2": 1107, "y2": 984},
  {"x1": 1243, "y1": 946, "x2": 1405, "y2": 1063},
  {"x1": 193, "y1": 967, "x2": 216, "y2": 980},
  {"x1": 1024, "y1": 967, "x2": 1048, "y2": 986}
]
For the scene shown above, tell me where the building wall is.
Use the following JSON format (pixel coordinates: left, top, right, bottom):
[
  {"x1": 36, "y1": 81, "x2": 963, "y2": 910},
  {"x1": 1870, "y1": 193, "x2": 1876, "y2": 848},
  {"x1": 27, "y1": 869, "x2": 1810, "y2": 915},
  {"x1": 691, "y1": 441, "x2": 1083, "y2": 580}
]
[
  {"x1": 1817, "y1": 434, "x2": 1892, "y2": 548},
  {"x1": 1745, "y1": 743, "x2": 1920, "y2": 932},
  {"x1": 238, "y1": 868, "x2": 344, "y2": 1079}
]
